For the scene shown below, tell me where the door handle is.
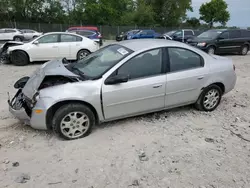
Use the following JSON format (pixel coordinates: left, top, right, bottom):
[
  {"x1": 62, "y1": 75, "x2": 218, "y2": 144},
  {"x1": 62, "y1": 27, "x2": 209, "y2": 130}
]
[
  {"x1": 197, "y1": 76, "x2": 204, "y2": 80},
  {"x1": 153, "y1": 84, "x2": 163, "y2": 88}
]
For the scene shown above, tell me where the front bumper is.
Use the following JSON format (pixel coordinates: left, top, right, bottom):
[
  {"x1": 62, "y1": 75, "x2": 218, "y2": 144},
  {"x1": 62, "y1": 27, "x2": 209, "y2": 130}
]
[{"x1": 8, "y1": 89, "x2": 48, "y2": 130}]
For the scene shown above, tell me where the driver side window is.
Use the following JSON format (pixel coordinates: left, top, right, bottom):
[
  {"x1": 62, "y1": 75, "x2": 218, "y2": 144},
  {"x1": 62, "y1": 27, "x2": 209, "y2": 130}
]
[
  {"x1": 37, "y1": 34, "x2": 58, "y2": 43},
  {"x1": 116, "y1": 48, "x2": 163, "y2": 80}
]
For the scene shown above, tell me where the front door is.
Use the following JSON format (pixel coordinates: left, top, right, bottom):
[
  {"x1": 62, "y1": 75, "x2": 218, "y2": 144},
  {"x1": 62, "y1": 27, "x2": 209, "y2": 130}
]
[
  {"x1": 102, "y1": 48, "x2": 166, "y2": 120},
  {"x1": 165, "y1": 47, "x2": 209, "y2": 108},
  {"x1": 28, "y1": 34, "x2": 60, "y2": 61}
]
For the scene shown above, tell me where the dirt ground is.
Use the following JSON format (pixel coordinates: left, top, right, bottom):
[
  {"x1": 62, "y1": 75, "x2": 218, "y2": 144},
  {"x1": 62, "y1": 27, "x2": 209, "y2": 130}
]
[{"x1": 0, "y1": 50, "x2": 250, "y2": 188}]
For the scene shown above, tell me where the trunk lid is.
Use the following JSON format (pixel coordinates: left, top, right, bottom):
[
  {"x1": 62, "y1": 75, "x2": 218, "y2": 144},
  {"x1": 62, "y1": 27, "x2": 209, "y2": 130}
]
[{"x1": 22, "y1": 59, "x2": 78, "y2": 99}]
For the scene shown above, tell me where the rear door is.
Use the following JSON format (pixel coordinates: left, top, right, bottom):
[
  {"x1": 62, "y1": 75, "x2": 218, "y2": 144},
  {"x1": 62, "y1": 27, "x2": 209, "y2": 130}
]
[
  {"x1": 59, "y1": 34, "x2": 83, "y2": 60},
  {"x1": 165, "y1": 47, "x2": 209, "y2": 108},
  {"x1": 0, "y1": 29, "x2": 5, "y2": 40}
]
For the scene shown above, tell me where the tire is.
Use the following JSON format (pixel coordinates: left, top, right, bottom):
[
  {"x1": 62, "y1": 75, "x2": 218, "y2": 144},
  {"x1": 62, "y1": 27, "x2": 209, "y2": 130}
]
[
  {"x1": 240, "y1": 45, "x2": 248, "y2": 55},
  {"x1": 10, "y1": 51, "x2": 29, "y2": 66},
  {"x1": 13, "y1": 36, "x2": 22, "y2": 42},
  {"x1": 195, "y1": 84, "x2": 222, "y2": 112},
  {"x1": 77, "y1": 49, "x2": 90, "y2": 60},
  {"x1": 33, "y1": 35, "x2": 38, "y2": 39},
  {"x1": 52, "y1": 103, "x2": 95, "y2": 140},
  {"x1": 207, "y1": 46, "x2": 215, "y2": 55}
]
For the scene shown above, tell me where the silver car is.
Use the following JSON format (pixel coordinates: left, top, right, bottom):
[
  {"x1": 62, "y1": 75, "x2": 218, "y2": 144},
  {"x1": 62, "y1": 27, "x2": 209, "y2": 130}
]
[
  {"x1": 21, "y1": 29, "x2": 43, "y2": 40},
  {"x1": 8, "y1": 39, "x2": 236, "y2": 140}
]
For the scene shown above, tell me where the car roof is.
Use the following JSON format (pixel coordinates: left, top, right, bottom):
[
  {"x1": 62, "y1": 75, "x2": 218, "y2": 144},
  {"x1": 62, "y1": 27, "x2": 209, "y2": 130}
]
[
  {"x1": 68, "y1": 26, "x2": 98, "y2": 31},
  {"x1": 119, "y1": 39, "x2": 189, "y2": 51}
]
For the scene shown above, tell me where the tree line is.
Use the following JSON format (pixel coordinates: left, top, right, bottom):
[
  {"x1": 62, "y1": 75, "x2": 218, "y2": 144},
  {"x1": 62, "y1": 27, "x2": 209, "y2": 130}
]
[{"x1": 0, "y1": 0, "x2": 231, "y2": 28}]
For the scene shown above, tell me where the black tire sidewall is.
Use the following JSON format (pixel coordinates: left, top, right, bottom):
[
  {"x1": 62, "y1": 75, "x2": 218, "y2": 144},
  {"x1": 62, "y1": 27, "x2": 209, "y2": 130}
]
[
  {"x1": 13, "y1": 37, "x2": 22, "y2": 41},
  {"x1": 11, "y1": 51, "x2": 29, "y2": 66},
  {"x1": 241, "y1": 45, "x2": 248, "y2": 55},
  {"x1": 207, "y1": 46, "x2": 215, "y2": 54},
  {"x1": 77, "y1": 50, "x2": 90, "y2": 60},
  {"x1": 198, "y1": 85, "x2": 222, "y2": 111},
  {"x1": 52, "y1": 103, "x2": 95, "y2": 140}
]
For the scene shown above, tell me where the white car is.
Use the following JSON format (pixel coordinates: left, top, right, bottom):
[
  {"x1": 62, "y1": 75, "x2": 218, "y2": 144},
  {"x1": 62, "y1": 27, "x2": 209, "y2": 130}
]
[
  {"x1": 21, "y1": 29, "x2": 43, "y2": 40},
  {"x1": 7, "y1": 32, "x2": 100, "y2": 66},
  {"x1": 0, "y1": 28, "x2": 24, "y2": 41}
]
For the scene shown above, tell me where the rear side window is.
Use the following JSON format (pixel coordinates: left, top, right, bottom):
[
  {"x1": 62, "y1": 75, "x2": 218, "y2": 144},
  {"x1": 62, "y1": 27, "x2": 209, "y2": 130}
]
[
  {"x1": 229, "y1": 30, "x2": 241, "y2": 39},
  {"x1": 168, "y1": 47, "x2": 203, "y2": 72},
  {"x1": 61, "y1": 34, "x2": 82, "y2": 42},
  {"x1": 241, "y1": 30, "x2": 250, "y2": 38},
  {"x1": 77, "y1": 30, "x2": 95, "y2": 36}
]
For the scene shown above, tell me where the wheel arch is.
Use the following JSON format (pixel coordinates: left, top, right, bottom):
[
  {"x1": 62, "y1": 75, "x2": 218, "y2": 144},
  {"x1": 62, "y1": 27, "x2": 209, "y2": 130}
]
[
  {"x1": 76, "y1": 49, "x2": 91, "y2": 59},
  {"x1": 46, "y1": 100, "x2": 99, "y2": 130},
  {"x1": 201, "y1": 82, "x2": 225, "y2": 94},
  {"x1": 11, "y1": 50, "x2": 31, "y2": 62}
]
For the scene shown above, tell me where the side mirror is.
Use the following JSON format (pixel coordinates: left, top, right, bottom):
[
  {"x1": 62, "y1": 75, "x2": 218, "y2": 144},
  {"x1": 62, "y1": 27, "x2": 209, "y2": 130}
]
[
  {"x1": 33, "y1": 40, "x2": 39, "y2": 45},
  {"x1": 105, "y1": 74, "x2": 129, "y2": 85}
]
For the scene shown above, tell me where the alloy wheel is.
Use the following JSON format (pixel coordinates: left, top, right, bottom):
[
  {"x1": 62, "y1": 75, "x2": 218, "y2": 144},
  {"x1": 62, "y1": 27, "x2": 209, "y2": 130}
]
[
  {"x1": 60, "y1": 111, "x2": 90, "y2": 139},
  {"x1": 203, "y1": 89, "x2": 220, "y2": 110}
]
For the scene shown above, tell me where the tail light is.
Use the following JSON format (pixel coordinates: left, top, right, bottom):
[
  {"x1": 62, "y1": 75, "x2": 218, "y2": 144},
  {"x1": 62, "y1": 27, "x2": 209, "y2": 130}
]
[
  {"x1": 233, "y1": 64, "x2": 235, "y2": 71},
  {"x1": 98, "y1": 32, "x2": 102, "y2": 38}
]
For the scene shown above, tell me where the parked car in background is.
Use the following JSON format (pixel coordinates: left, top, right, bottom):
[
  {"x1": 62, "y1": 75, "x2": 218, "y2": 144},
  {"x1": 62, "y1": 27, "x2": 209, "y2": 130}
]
[
  {"x1": 187, "y1": 29, "x2": 250, "y2": 55},
  {"x1": 8, "y1": 39, "x2": 236, "y2": 140},
  {"x1": 6, "y1": 32, "x2": 99, "y2": 66},
  {"x1": 21, "y1": 29, "x2": 43, "y2": 40},
  {"x1": 116, "y1": 30, "x2": 140, "y2": 41},
  {"x1": 66, "y1": 26, "x2": 103, "y2": 46},
  {"x1": 0, "y1": 28, "x2": 24, "y2": 42},
  {"x1": 159, "y1": 29, "x2": 202, "y2": 42},
  {"x1": 127, "y1": 30, "x2": 161, "y2": 39}
]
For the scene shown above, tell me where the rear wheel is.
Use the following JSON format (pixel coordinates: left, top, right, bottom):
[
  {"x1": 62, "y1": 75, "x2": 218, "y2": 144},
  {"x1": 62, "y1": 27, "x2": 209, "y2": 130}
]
[
  {"x1": 10, "y1": 51, "x2": 29, "y2": 66},
  {"x1": 240, "y1": 45, "x2": 248, "y2": 55},
  {"x1": 13, "y1": 36, "x2": 22, "y2": 42},
  {"x1": 195, "y1": 85, "x2": 222, "y2": 112},
  {"x1": 207, "y1": 46, "x2": 215, "y2": 55},
  {"x1": 77, "y1": 50, "x2": 90, "y2": 60},
  {"x1": 52, "y1": 103, "x2": 95, "y2": 140}
]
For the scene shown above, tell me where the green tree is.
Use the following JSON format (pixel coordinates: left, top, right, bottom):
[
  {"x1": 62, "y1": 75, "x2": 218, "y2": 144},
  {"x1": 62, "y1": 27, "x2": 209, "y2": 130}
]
[
  {"x1": 199, "y1": 0, "x2": 230, "y2": 28},
  {"x1": 185, "y1": 17, "x2": 200, "y2": 28},
  {"x1": 146, "y1": 0, "x2": 192, "y2": 27}
]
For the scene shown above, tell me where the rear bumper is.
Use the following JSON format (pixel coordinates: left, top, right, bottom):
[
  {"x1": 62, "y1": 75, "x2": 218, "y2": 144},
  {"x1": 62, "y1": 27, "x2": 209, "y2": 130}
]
[{"x1": 92, "y1": 39, "x2": 103, "y2": 46}]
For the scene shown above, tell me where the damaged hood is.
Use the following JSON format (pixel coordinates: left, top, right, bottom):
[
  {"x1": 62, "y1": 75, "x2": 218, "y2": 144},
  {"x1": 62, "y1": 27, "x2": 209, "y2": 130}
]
[{"x1": 22, "y1": 59, "x2": 79, "y2": 99}]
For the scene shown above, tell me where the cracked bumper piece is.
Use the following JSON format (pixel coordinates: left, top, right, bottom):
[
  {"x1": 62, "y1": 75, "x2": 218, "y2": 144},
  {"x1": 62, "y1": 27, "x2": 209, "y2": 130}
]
[{"x1": 8, "y1": 89, "x2": 48, "y2": 130}]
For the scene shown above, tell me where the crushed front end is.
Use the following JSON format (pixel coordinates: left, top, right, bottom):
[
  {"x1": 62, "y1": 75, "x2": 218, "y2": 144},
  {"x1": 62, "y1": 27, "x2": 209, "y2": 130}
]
[{"x1": 8, "y1": 60, "x2": 81, "y2": 130}]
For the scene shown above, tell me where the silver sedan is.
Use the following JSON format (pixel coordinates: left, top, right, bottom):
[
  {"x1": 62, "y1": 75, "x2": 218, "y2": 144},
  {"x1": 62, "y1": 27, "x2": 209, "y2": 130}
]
[{"x1": 8, "y1": 39, "x2": 237, "y2": 140}]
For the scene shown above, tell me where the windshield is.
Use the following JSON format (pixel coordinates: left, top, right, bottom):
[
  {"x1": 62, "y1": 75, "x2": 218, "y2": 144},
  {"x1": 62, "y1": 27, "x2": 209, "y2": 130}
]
[
  {"x1": 72, "y1": 44, "x2": 133, "y2": 79},
  {"x1": 165, "y1": 30, "x2": 177, "y2": 36},
  {"x1": 198, "y1": 30, "x2": 223, "y2": 39}
]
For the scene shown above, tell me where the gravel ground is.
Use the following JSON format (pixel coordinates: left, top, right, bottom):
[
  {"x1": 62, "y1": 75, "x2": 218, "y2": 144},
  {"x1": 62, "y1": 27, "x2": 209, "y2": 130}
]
[{"x1": 0, "y1": 47, "x2": 250, "y2": 188}]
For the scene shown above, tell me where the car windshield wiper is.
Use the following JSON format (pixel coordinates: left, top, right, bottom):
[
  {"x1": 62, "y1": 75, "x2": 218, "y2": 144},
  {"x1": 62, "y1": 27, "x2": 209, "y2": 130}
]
[{"x1": 71, "y1": 66, "x2": 86, "y2": 78}]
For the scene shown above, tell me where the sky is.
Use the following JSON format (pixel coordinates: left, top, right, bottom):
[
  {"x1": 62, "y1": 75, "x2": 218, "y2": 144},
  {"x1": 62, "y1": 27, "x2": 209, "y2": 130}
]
[{"x1": 188, "y1": 0, "x2": 250, "y2": 27}]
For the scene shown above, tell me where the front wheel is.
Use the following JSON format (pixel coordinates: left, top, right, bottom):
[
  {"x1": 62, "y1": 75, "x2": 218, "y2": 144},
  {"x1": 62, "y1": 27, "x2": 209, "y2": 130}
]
[
  {"x1": 10, "y1": 51, "x2": 29, "y2": 66},
  {"x1": 207, "y1": 46, "x2": 215, "y2": 55},
  {"x1": 195, "y1": 85, "x2": 222, "y2": 111},
  {"x1": 13, "y1": 36, "x2": 22, "y2": 42},
  {"x1": 52, "y1": 103, "x2": 95, "y2": 140},
  {"x1": 77, "y1": 50, "x2": 90, "y2": 60}
]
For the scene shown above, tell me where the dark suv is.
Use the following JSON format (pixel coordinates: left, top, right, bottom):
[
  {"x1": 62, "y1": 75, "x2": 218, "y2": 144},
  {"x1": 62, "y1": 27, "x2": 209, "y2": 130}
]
[{"x1": 187, "y1": 29, "x2": 250, "y2": 55}]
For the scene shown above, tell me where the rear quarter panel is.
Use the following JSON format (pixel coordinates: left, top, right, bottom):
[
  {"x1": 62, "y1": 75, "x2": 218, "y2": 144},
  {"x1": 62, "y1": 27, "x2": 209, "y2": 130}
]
[{"x1": 205, "y1": 55, "x2": 236, "y2": 94}]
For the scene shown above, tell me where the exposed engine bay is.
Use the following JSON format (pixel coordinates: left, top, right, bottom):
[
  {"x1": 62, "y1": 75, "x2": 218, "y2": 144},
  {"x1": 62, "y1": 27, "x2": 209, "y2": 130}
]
[{"x1": 0, "y1": 41, "x2": 24, "y2": 64}]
